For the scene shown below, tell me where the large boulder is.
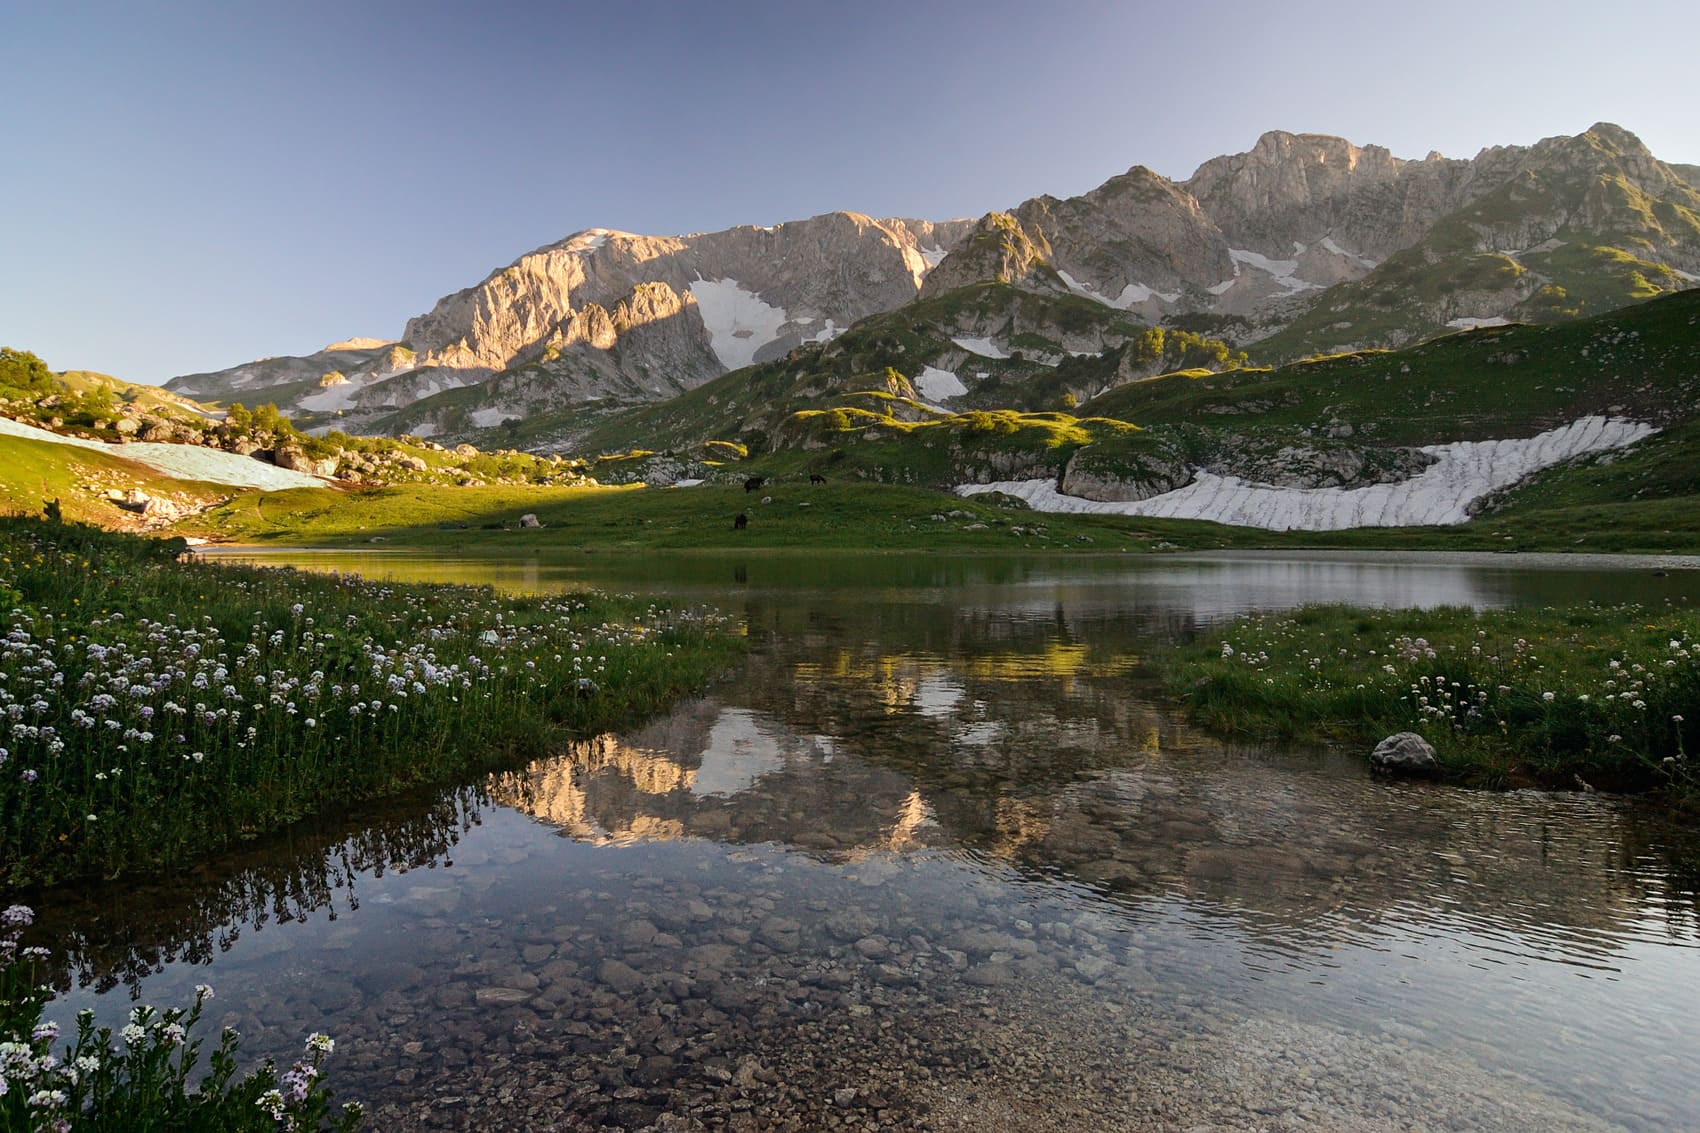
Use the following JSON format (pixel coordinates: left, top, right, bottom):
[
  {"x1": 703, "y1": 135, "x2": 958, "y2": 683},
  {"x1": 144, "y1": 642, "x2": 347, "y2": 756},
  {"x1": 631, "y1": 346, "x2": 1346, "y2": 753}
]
[
  {"x1": 272, "y1": 444, "x2": 340, "y2": 478},
  {"x1": 1370, "y1": 732, "x2": 1440, "y2": 777}
]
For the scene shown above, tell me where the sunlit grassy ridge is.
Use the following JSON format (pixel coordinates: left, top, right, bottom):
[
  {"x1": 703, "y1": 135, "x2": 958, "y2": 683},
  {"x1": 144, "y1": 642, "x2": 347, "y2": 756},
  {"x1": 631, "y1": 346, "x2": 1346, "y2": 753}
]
[
  {"x1": 1172, "y1": 603, "x2": 1700, "y2": 797},
  {"x1": 0, "y1": 517, "x2": 742, "y2": 889},
  {"x1": 1087, "y1": 288, "x2": 1700, "y2": 444}
]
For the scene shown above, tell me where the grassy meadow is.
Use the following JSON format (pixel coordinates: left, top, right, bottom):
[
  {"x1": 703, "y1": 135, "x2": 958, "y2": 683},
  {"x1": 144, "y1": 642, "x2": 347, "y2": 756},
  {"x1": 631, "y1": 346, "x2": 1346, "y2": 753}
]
[
  {"x1": 0, "y1": 516, "x2": 742, "y2": 891},
  {"x1": 1173, "y1": 603, "x2": 1699, "y2": 797}
]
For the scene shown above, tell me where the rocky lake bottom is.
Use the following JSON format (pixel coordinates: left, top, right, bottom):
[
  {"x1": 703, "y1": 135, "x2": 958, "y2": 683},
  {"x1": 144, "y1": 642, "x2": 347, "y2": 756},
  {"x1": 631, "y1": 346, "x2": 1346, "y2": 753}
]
[{"x1": 33, "y1": 551, "x2": 1700, "y2": 1131}]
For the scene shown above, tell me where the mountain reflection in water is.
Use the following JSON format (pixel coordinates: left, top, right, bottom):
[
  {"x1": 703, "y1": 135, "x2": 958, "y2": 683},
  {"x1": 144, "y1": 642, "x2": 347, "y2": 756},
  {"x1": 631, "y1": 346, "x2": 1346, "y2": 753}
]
[{"x1": 35, "y1": 550, "x2": 1700, "y2": 1132}]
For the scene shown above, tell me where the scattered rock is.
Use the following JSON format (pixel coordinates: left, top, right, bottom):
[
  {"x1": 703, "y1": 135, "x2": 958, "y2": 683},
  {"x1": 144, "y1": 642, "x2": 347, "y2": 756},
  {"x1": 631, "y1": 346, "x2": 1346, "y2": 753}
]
[{"x1": 1370, "y1": 731, "x2": 1440, "y2": 777}]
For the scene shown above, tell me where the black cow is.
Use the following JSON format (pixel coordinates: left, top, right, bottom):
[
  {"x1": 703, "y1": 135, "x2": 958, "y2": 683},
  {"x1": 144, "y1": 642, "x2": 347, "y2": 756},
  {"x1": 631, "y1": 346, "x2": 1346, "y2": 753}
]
[
  {"x1": 733, "y1": 513, "x2": 748, "y2": 530},
  {"x1": 809, "y1": 474, "x2": 826, "y2": 484},
  {"x1": 744, "y1": 477, "x2": 766, "y2": 492}
]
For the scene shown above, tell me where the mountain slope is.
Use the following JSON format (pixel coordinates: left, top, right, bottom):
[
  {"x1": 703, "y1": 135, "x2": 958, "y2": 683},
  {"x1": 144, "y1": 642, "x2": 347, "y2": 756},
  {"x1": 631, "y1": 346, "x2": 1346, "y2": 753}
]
[
  {"x1": 162, "y1": 124, "x2": 1698, "y2": 448},
  {"x1": 169, "y1": 214, "x2": 973, "y2": 433}
]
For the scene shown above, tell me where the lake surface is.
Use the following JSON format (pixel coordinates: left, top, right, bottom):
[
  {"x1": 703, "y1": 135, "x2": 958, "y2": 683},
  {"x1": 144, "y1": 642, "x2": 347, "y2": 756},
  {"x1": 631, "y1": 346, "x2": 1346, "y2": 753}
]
[{"x1": 35, "y1": 550, "x2": 1700, "y2": 1132}]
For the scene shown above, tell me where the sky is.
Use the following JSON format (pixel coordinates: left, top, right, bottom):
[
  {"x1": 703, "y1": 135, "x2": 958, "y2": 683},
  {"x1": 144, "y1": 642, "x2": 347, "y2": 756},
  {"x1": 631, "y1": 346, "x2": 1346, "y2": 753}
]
[{"x1": 4, "y1": 0, "x2": 1698, "y2": 385}]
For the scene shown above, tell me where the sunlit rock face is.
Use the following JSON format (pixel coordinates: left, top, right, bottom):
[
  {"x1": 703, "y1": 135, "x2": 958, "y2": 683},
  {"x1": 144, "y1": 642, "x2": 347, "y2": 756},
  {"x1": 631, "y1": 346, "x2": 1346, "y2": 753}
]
[{"x1": 168, "y1": 214, "x2": 975, "y2": 429}]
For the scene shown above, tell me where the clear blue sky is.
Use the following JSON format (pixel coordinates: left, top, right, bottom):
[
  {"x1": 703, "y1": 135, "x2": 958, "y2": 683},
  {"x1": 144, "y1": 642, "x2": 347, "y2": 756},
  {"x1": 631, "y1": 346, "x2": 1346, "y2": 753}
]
[{"x1": 4, "y1": 0, "x2": 1697, "y2": 385}]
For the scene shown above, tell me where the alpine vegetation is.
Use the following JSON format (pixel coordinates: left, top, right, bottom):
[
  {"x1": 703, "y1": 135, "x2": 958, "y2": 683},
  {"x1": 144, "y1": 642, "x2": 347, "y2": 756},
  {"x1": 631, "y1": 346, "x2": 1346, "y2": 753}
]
[
  {"x1": 0, "y1": 518, "x2": 741, "y2": 889},
  {"x1": 1175, "y1": 604, "x2": 1700, "y2": 794},
  {"x1": 1, "y1": 903, "x2": 363, "y2": 1130}
]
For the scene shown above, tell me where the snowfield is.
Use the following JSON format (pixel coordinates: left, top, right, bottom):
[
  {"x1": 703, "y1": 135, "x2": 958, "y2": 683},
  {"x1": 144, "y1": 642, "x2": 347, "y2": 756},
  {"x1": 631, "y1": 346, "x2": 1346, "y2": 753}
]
[
  {"x1": 1229, "y1": 248, "x2": 1320, "y2": 294},
  {"x1": 955, "y1": 417, "x2": 1655, "y2": 531},
  {"x1": 1056, "y1": 269, "x2": 1178, "y2": 308},
  {"x1": 688, "y1": 278, "x2": 790, "y2": 370},
  {"x1": 914, "y1": 365, "x2": 968, "y2": 401},
  {"x1": 0, "y1": 415, "x2": 331, "y2": 491},
  {"x1": 951, "y1": 336, "x2": 1010, "y2": 359}
]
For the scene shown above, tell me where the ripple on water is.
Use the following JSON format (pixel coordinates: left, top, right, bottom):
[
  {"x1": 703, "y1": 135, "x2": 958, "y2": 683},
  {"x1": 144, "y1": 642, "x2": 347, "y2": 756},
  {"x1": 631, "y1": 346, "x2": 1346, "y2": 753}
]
[{"x1": 33, "y1": 551, "x2": 1700, "y2": 1131}]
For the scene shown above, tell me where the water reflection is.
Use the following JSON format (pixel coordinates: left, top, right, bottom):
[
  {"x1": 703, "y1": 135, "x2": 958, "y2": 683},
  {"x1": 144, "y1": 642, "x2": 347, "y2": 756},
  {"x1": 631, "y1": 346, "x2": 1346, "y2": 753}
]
[{"x1": 34, "y1": 550, "x2": 1700, "y2": 1132}]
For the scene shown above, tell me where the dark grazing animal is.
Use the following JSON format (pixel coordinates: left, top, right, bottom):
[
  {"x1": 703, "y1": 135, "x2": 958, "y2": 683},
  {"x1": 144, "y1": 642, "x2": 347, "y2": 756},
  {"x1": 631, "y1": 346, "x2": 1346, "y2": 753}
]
[
  {"x1": 733, "y1": 513, "x2": 748, "y2": 530},
  {"x1": 744, "y1": 477, "x2": 766, "y2": 492},
  {"x1": 809, "y1": 474, "x2": 826, "y2": 484}
]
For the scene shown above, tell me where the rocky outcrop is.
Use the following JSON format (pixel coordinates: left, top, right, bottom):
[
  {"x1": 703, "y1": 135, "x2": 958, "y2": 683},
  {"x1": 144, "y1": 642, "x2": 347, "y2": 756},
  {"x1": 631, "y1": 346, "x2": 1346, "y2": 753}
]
[
  {"x1": 166, "y1": 124, "x2": 1699, "y2": 441},
  {"x1": 402, "y1": 213, "x2": 976, "y2": 385}
]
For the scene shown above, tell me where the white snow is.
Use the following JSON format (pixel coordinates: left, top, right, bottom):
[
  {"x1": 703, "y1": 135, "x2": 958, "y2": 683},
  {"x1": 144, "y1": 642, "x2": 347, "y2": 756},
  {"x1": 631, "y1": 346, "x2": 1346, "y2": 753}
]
[
  {"x1": 671, "y1": 478, "x2": 705, "y2": 488},
  {"x1": 1446, "y1": 316, "x2": 1511, "y2": 330},
  {"x1": 1206, "y1": 278, "x2": 1238, "y2": 296},
  {"x1": 955, "y1": 417, "x2": 1654, "y2": 532},
  {"x1": 919, "y1": 246, "x2": 949, "y2": 268},
  {"x1": 806, "y1": 319, "x2": 845, "y2": 344},
  {"x1": 0, "y1": 414, "x2": 330, "y2": 491},
  {"x1": 1320, "y1": 236, "x2": 1379, "y2": 269},
  {"x1": 1056, "y1": 269, "x2": 1177, "y2": 308},
  {"x1": 469, "y1": 407, "x2": 513, "y2": 428},
  {"x1": 914, "y1": 365, "x2": 968, "y2": 400},
  {"x1": 951, "y1": 336, "x2": 1010, "y2": 359},
  {"x1": 1229, "y1": 249, "x2": 1321, "y2": 294},
  {"x1": 567, "y1": 229, "x2": 612, "y2": 251},
  {"x1": 1673, "y1": 267, "x2": 1699, "y2": 283},
  {"x1": 687, "y1": 277, "x2": 790, "y2": 369},
  {"x1": 296, "y1": 381, "x2": 362, "y2": 414}
]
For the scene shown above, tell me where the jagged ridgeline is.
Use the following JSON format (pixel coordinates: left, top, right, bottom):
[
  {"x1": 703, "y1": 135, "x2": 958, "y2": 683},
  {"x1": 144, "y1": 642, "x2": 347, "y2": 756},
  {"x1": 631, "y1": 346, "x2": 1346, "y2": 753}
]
[{"x1": 162, "y1": 123, "x2": 1698, "y2": 457}]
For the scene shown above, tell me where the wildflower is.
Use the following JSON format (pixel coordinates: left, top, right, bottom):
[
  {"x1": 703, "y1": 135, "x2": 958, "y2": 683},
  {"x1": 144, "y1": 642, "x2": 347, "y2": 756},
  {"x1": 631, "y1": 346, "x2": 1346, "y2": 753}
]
[
  {"x1": 1, "y1": 905, "x2": 32, "y2": 928},
  {"x1": 305, "y1": 1032, "x2": 335, "y2": 1055},
  {"x1": 256, "y1": 1089, "x2": 286, "y2": 1121},
  {"x1": 1677, "y1": 715, "x2": 1686, "y2": 725},
  {"x1": 195, "y1": 983, "x2": 215, "y2": 1001},
  {"x1": 121, "y1": 1023, "x2": 146, "y2": 1047},
  {"x1": 1542, "y1": 692, "x2": 1555, "y2": 703}
]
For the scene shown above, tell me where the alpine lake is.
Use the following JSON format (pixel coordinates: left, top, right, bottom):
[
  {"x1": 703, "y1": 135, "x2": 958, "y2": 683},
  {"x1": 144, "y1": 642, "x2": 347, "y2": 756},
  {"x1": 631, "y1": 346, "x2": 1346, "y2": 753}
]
[{"x1": 33, "y1": 549, "x2": 1700, "y2": 1132}]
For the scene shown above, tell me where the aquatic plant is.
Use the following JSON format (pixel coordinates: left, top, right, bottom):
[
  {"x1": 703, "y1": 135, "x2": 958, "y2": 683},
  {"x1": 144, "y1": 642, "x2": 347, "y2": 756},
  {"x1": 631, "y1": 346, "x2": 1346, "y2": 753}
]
[
  {"x1": 0, "y1": 517, "x2": 740, "y2": 888},
  {"x1": 1, "y1": 904, "x2": 361, "y2": 1131},
  {"x1": 1175, "y1": 603, "x2": 1700, "y2": 794}
]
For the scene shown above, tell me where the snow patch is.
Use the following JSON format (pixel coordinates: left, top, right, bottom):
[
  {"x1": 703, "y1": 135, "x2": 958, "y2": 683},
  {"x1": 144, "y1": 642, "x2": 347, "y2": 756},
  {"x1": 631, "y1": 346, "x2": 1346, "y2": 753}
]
[
  {"x1": 915, "y1": 365, "x2": 967, "y2": 400},
  {"x1": 806, "y1": 319, "x2": 844, "y2": 344},
  {"x1": 1446, "y1": 316, "x2": 1511, "y2": 330},
  {"x1": 688, "y1": 278, "x2": 790, "y2": 370},
  {"x1": 0, "y1": 415, "x2": 330, "y2": 491},
  {"x1": 671, "y1": 478, "x2": 705, "y2": 488},
  {"x1": 955, "y1": 417, "x2": 1654, "y2": 532},
  {"x1": 1057, "y1": 269, "x2": 1177, "y2": 308},
  {"x1": 952, "y1": 336, "x2": 1010, "y2": 359},
  {"x1": 1206, "y1": 278, "x2": 1238, "y2": 296},
  {"x1": 1320, "y1": 236, "x2": 1379, "y2": 269},
  {"x1": 919, "y1": 246, "x2": 948, "y2": 268},
  {"x1": 470, "y1": 407, "x2": 512, "y2": 428},
  {"x1": 1229, "y1": 249, "x2": 1320, "y2": 294},
  {"x1": 1673, "y1": 267, "x2": 1699, "y2": 283}
]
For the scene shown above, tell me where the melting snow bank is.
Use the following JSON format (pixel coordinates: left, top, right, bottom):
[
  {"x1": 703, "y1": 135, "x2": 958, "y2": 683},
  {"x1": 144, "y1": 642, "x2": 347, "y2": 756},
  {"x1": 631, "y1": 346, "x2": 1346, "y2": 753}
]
[
  {"x1": 687, "y1": 278, "x2": 790, "y2": 370},
  {"x1": 0, "y1": 415, "x2": 331, "y2": 491},
  {"x1": 955, "y1": 417, "x2": 1656, "y2": 531},
  {"x1": 915, "y1": 365, "x2": 967, "y2": 400}
]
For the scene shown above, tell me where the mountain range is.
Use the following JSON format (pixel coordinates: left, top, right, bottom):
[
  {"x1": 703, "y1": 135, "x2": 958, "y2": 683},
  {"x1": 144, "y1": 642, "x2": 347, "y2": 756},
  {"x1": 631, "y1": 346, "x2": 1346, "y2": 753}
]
[{"x1": 165, "y1": 123, "x2": 1700, "y2": 454}]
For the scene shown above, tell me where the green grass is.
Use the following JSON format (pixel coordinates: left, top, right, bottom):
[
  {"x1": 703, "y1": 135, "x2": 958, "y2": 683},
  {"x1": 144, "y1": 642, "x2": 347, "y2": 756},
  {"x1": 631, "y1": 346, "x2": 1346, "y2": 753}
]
[
  {"x1": 1089, "y1": 288, "x2": 1700, "y2": 444},
  {"x1": 0, "y1": 516, "x2": 743, "y2": 890},
  {"x1": 192, "y1": 478, "x2": 1287, "y2": 554},
  {"x1": 1170, "y1": 603, "x2": 1700, "y2": 796},
  {"x1": 0, "y1": 434, "x2": 234, "y2": 528}
]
